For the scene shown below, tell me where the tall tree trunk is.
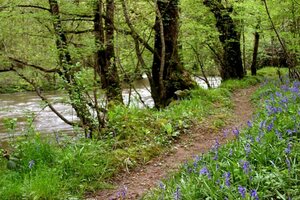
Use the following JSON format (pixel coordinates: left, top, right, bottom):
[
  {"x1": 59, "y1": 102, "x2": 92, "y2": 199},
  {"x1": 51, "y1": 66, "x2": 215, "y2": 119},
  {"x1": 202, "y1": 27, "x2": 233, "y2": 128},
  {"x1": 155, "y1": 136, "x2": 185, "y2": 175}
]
[
  {"x1": 203, "y1": 0, "x2": 244, "y2": 80},
  {"x1": 151, "y1": 0, "x2": 194, "y2": 109},
  {"x1": 94, "y1": 0, "x2": 123, "y2": 103},
  {"x1": 49, "y1": 0, "x2": 96, "y2": 137},
  {"x1": 251, "y1": 32, "x2": 260, "y2": 76}
]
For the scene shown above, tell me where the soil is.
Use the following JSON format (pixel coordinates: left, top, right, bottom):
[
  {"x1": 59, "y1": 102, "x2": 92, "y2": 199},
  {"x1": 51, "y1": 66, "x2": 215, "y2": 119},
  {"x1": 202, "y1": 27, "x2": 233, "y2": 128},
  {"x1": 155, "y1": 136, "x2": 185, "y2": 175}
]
[{"x1": 87, "y1": 86, "x2": 258, "y2": 200}]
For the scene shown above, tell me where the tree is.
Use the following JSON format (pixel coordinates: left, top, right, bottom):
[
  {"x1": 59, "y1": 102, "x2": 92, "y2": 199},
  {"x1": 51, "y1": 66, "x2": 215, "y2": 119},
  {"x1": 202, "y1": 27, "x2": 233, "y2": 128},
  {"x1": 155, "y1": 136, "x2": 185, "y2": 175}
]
[
  {"x1": 48, "y1": 0, "x2": 98, "y2": 137},
  {"x1": 203, "y1": 0, "x2": 244, "y2": 80},
  {"x1": 150, "y1": 0, "x2": 195, "y2": 108},
  {"x1": 94, "y1": 0, "x2": 123, "y2": 103}
]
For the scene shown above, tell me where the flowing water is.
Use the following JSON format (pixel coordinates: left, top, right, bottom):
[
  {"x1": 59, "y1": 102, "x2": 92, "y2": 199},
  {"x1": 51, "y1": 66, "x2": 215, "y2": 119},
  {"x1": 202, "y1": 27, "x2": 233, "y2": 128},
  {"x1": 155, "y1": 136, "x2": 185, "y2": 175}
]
[{"x1": 0, "y1": 77, "x2": 221, "y2": 139}]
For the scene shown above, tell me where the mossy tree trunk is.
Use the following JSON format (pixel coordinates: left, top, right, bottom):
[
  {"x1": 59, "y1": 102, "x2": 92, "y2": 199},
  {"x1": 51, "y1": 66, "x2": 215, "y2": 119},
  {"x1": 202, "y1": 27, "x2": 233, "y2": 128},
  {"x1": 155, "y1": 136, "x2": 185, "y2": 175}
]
[
  {"x1": 49, "y1": 0, "x2": 97, "y2": 137},
  {"x1": 151, "y1": 0, "x2": 194, "y2": 109},
  {"x1": 203, "y1": 0, "x2": 244, "y2": 80},
  {"x1": 94, "y1": 0, "x2": 123, "y2": 104}
]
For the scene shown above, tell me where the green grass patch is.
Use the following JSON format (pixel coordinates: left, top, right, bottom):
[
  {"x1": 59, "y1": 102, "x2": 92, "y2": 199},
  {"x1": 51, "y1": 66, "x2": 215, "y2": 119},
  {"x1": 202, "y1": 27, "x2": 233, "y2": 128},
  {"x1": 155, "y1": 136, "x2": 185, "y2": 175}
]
[
  {"x1": 0, "y1": 67, "x2": 278, "y2": 199},
  {"x1": 143, "y1": 75, "x2": 300, "y2": 199}
]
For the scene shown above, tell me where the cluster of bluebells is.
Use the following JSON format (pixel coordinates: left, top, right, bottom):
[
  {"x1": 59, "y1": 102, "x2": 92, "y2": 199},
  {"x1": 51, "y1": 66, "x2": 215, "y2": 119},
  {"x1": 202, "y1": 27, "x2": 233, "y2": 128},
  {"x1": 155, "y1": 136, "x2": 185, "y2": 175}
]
[{"x1": 151, "y1": 79, "x2": 300, "y2": 200}]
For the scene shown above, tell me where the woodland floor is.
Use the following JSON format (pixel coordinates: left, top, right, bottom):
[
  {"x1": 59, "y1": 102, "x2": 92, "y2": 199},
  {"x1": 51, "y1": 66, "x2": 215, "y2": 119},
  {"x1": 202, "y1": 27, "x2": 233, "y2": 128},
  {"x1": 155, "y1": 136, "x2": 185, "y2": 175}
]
[{"x1": 87, "y1": 86, "x2": 258, "y2": 200}]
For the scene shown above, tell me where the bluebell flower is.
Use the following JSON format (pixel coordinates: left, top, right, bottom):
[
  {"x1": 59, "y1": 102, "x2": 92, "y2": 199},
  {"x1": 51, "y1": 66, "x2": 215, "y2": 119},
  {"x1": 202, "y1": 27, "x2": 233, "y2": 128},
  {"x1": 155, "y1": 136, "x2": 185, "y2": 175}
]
[
  {"x1": 29, "y1": 160, "x2": 35, "y2": 169},
  {"x1": 275, "y1": 91, "x2": 282, "y2": 97},
  {"x1": 174, "y1": 186, "x2": 181, "y2": 200},
  {"x1": 159, "y1": 182, "x2": 166, "y2": 190},
  {"x1": 275, "y1": 130, "x2": 283, "y2": 140},
  {"x1": 267, "y1": 123, "x2": 273, "y2": 132},
  {"x1": 223, "y1": 172, "x2": 231, "y2": 187},
  {"x1": 281, "y1": 96, "x2": 288, "y2": 104},
  {"x1": 200, "y1": 166, "x2": 209, "y2": 175},
  {"x1": 233, "y1": 128, "x2": 240, "y2": 137},
  {"x1": 281, "y1": 85, "x2": 289, "y2": 91},
  {"x1": 238, "y1": 186, "x2": 247, "y2": 198},
  {"x1": 244, "y1": 143, "x2": 251, "y2": 156},
  {"x1": 290, "y1": 86, "x2": 299, "y2": 93},
  {"x1": 247, "y1": 121, "x2": 253, "y2": 128},
  {"x1": 285, "y1": 143, "x2": 292, "y2": 154},
  {"x1": 240, "y1": 160, "x2": 251, "y2": 174},
  {"x1": 229, "y1": 148, "x2": 233, "y2": 157},
  {"x1": 259, "y1": 120, "x2": 266, "y2": 129},
  {"x1": 255, "y1": 136, "x2": 261, "y2": 143},
  {"x1": 223, "y1": 129, "x2": 229, "y2": 138},
  {"x1": 250, "y1": 189, "x2": 259, "y2": 200},
  {"x1": 286, "y1": 158, "x2": 291, "y2": 172}
]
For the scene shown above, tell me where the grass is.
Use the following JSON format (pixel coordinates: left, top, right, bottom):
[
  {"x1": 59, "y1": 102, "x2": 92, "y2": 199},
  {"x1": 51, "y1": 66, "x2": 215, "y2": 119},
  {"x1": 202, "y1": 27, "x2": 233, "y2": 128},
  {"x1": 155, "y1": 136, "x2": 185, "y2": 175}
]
[
  {"x1": 143, "y1": 72, "x2": 299, "y2": 199},
  {"x1": 0, "y1": 67, "x2": 278, "y2": 199}
]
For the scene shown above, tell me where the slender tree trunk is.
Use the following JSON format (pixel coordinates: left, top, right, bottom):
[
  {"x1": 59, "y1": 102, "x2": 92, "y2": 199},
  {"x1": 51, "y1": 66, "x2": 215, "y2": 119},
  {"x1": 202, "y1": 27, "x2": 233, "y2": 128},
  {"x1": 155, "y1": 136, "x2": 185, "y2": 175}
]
[
  {"x1": 151, "y1": 0, "x2": 194, "y2": 108},
  {"x1": 203, "y1": 0, "x2": 244, "y2": 80},
  {"x1": 251, "y1": 32, "x2": 260, "y2": 76},
  {"x1": 49, "y1": 0, "x2": 96, "y2": 137},
  {"x1": 94, "y1": 0, "x2": 123, "y2": 103}
]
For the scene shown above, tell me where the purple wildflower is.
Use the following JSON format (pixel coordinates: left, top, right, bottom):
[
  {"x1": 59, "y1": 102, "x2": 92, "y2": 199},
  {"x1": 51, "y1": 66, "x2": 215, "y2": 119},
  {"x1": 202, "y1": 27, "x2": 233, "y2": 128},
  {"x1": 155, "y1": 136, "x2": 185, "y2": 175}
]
[
  {"x1": 250, "y1": 189, "x2": 259, "y2": 200},
  {"x1": 240, "y1": 160, "x2": 251, "y2": 174},
  {"x1": 281, "y1": 85, "x2": 289, "y2": 91},
  {"x1": 229, "y1": 148, "x2": 233, "y2": 157},
  {"x1": 287, "y1": 129, "x2": 295, "y2": 136},
  {"x1": 275, "y1": 91, "x2": 282, "y2": 97},
  {"x1": 275, "y1": 130, "x2": 283, "y2": 140},
  {"x1": 285, "y1": 143, "x2": 292, "y2": 154},
  {"x1": 159, "y1": 182, "x2": 166, "y2": 190},
  {"x1": 259, "y1": 120, "x2": 266, "y2": 129},
  {"x1": 267, "y1": 123, "x2": 273, "y2": 132},
  {"x1": 290, "y1": 86, "x2": 299, "y2": 93},
  {"x1": 281, "y1": 96, "x2": 288, "y2": 104},
  {"x1": 247, "y1": 121, "x2": 253, "y2": 128},
  {"x1": 286, "y1": 158, "x2": 291, "y2": 172},
  {"x1": 244, "y1": 143, "x2": 251, "y2": 156},
  {"x1": 223, "y1": 172, "x2": 231, "y2": 187},
  {"x1": 200, "y1": 166, "x2": 209, "y2": 175},
  {"x1": 238, "y1": 186, "x2": 247, "y2": 198},
  {"x1": 223, "y1": 129, "x2": 229, "y2": 138},
  {"x1": 233, "y1": 128, "x2": 240, "y2": 137},
  {"x1": 213, "y1": 151, "x2": 218, "y2": 160},
  {"x1": 28, "y1": 160, "x2": 35, "y2": 169},
  {"x1": 174, "y1": 186, "x2": 181, "y2": 200}
]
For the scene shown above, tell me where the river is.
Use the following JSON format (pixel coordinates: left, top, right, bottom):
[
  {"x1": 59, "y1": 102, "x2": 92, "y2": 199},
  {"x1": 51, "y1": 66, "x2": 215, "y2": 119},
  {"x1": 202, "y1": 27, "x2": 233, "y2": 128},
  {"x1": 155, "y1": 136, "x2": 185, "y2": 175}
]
[{"x1": 0, "y1": 77, "x2": 221, "y2": 139}]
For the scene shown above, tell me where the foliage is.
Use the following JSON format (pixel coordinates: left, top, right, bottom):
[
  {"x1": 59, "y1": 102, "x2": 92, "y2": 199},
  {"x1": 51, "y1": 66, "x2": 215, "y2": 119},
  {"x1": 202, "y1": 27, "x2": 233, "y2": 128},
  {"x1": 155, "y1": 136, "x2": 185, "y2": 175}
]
[
  {"x1": 0, "y1": 67, "x2": 269, "y2": 199},
  {"x1": 143, "y1": 77, "x2": 300, "y2": 199}
]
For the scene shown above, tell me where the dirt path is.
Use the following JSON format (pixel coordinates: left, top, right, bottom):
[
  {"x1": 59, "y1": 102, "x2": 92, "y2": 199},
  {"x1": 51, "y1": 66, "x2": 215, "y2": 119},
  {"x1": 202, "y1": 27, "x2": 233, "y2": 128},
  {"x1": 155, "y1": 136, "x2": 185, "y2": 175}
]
[{"x1": 88, "y1": 86, "x2": 258, "y2": 200}]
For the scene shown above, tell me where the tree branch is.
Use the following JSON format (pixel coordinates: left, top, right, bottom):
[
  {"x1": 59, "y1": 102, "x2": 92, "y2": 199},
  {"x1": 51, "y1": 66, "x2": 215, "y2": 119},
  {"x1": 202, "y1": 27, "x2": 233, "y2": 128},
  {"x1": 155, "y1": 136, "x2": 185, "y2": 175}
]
[
  {"x1": 120, "y1": 0, "x2": 155, "y2": 55},
  {"x1": 8, "y1": 57, "x2": 59, "y2": 73},
  {"x1": 14, "y1": 70, "x2": 78, "y2": 127}
]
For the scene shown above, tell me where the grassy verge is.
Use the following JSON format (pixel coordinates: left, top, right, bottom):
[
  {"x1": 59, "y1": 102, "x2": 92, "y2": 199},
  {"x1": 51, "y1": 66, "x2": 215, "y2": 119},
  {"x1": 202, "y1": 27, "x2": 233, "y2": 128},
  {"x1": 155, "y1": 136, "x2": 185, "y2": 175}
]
[
  {"x1": 0, "y1": 68, "x2": 278, "y2": 199},
  {"x1": 143, "y1": 71, "x2": 299, "y2": 199}
]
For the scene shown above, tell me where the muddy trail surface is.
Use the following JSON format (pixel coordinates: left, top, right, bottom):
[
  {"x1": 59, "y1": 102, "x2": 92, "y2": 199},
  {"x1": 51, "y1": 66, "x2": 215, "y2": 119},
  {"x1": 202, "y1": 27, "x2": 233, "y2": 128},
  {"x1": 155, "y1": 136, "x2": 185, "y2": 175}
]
[{"x1": 88, "y1": 86, "x2": 258, "y2": 200}]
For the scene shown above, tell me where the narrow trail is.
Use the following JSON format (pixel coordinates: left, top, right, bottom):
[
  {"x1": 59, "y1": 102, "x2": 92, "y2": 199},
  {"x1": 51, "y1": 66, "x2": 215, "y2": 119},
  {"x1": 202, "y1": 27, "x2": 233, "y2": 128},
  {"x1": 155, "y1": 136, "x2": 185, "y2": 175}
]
[{"x1": 89, "y1": 86, "x2": 258, "y2": 200}]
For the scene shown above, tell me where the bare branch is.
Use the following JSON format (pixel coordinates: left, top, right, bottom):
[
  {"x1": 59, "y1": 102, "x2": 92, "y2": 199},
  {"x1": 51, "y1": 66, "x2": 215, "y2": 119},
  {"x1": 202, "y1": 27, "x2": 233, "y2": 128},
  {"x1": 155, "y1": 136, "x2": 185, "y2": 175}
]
[
  {"x1": 65, "y1": 29, "x2": 94, "y2": 34},
  {"x1": 8, "y1": 57, "x2": 59, "y2": 73},
  {"x1": 14, "y1": 70, "x2": 78, "y2": 127}
]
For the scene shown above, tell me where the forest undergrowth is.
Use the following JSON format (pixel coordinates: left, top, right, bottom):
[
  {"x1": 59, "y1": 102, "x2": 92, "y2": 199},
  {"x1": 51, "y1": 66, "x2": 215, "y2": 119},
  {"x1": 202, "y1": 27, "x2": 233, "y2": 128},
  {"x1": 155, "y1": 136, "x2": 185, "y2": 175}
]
[
  {"x1": 144, "y1": 70, "x2": 300, "y2": 199},
  {"x1": 0, "y1": 68, "x2": 283, "y2": 199}
]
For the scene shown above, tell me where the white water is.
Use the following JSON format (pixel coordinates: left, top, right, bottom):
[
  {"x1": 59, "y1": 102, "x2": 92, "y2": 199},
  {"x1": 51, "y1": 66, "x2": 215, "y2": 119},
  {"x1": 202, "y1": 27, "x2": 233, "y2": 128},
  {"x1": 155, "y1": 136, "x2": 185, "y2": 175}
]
[{"x1": 0, "y1": 77, "x2": 221, "y2": 139}]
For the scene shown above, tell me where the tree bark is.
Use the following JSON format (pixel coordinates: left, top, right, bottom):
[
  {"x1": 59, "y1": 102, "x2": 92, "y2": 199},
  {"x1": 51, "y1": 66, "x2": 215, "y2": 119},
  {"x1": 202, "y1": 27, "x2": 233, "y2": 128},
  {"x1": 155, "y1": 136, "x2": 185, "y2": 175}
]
[
  {"x1": 203, "y1": 0, "x2": 244, "y2": 80},
  {"x1": 151, "y1": 0, "x2": 194, "y2": 108},
  {"x1": 49, "y1": 0, "x2": 97, "y2": 137},
  {"x1": 94, "y1": 0, "x2": 123, "y2": 103},
  {"x1": 251, "y1": 32, "x2": 260, "y2": 76}
]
